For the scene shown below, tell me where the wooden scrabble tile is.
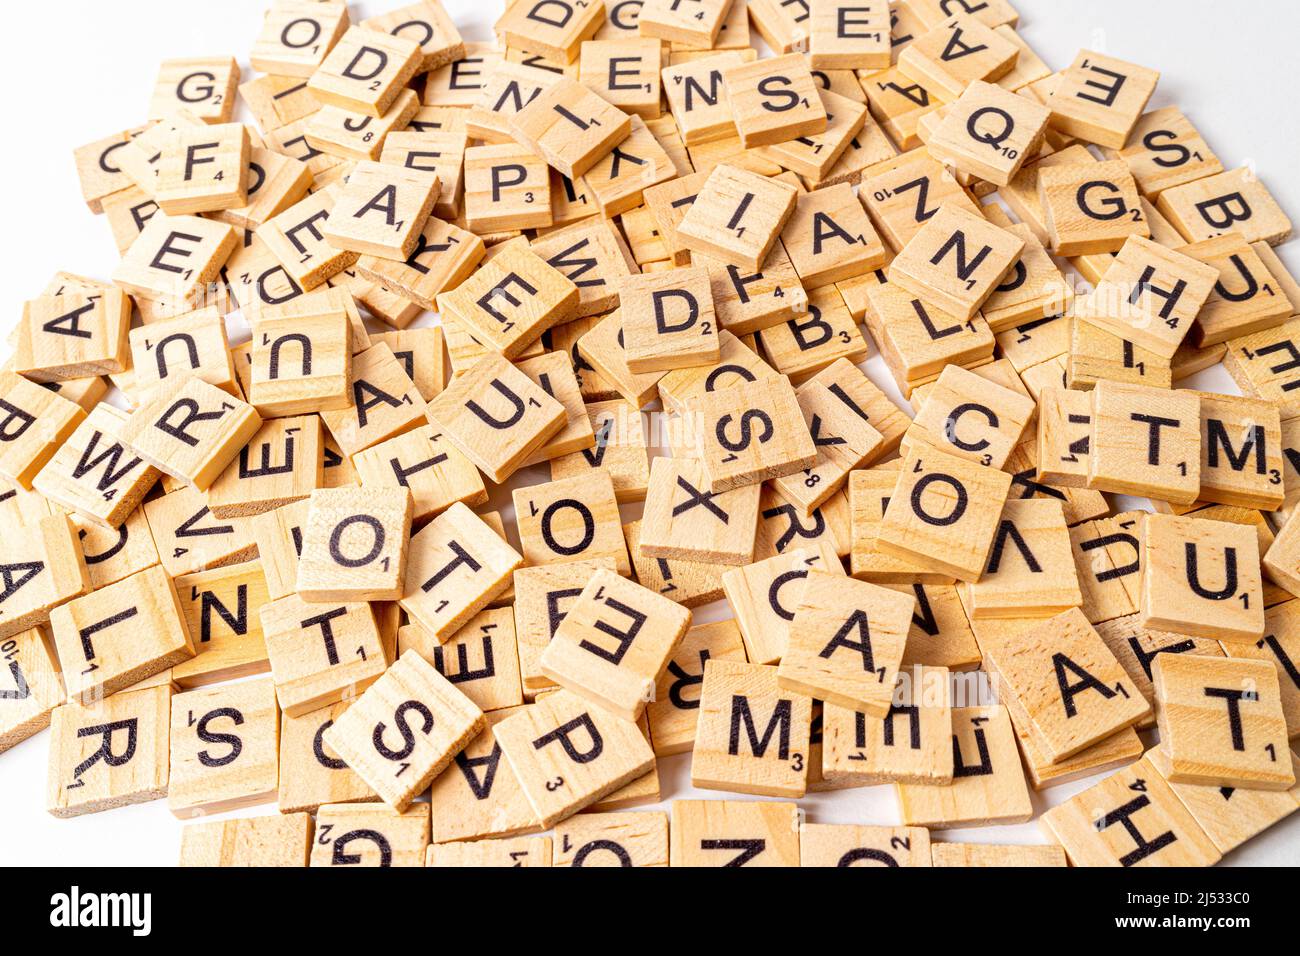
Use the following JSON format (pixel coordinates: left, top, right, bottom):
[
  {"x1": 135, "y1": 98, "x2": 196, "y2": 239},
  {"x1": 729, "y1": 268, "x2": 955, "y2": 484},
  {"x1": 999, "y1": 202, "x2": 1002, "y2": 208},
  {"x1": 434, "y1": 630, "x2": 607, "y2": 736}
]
[
  {"x1": 579, "y1": 116, "x2": 678, "y2": 218},
  {"x1": 310, "y1": 802, "x2": 430, "y2": 867},
  {"x1": 720, "y1": 53, "x2": 827, "y2": 149},
  {"x1": 721, "y1": 543, "x2": 843, "y2": 664},
  {"x1": 141, "y1": 483, "x2": 257, "y2": 578},
  {"x1": 1191, "y1": 392, "x2": 1284, "y2": 510},
  {"x1": 807, "y1": 0, "x2": 889, "y2": 69},
  {"x1": 759, "y1": 285, "x2": 869, "y2": 384},
  {"x1": 638, "y1": 455, "x2": 761, "y2": 565},
  {"x1": 399, "y1": 605, "x2": 523, "y2": 713},
  {"x1": 1068, "y1": 511, "x2": 1141, "y2": 624},
  {"x1": 690, "y1": 659, "x2": 811, "y2": 797},
  {"x1": 551, "y1": 811, "x2": 669, "y2": 866},
  {"x1": 319, "y1": 649, "x2": 484, "y2": 810},
  {"x1": 498, "y1": 0, "x2": 604, "y2": 62},
  {"x1": 1146, "y1": 744, "x2": 1299, "y2": 855},
  {"x1": 670, "y1": 798, "x2": 800, "y2": 866},
  {"x1": 1178, "y1": 236, "x2": 1294, "y2": 349},
  {"x1": 205, "y1": 415, "x2": 323, "y2": 520},
  {"x1": 0, "y1": 627, "x2": 64, "y2": 754},
  {"x1": 779, "y1": 182, "x2": 887, "y2": 289},
  {"x1": 307, "y1": 26, "x2": 422, "y2": 117},
  {"x1": 319, "y1": 343, "x2": 427, "y2": 456},
  {"x1": 859, "y1": 154, "x2": 981, "y2": 252},
  {"x1": 1034, "y1": 385, "x2": 1097, "y2": 494},
  {"x1": 1047, "y1": 50, "x2": 1159, "y2": 148},
  {"x1": 352, "y1": 424, "x2": 486, "y2": 523},
  {"x1": 982, "y1": 232, "x2": 1072, "y2": 335},
  {"x1": 1157, "y1": 167, "x2": 1292, "y2": 247},
  {"x1": 439, "y1": 243, "x2": 578, "y2": 358},
  {"x1": 538, "y1": 568, "x2": 689, "y2": 720},
  {"x1": 168, "y1": 677, "x2": 279, "y2": 818},
  {"x1": 1038, "y1": 160, "x2": 1149, "y2": 256},
  {"x1": 896, "y1": 704, "x2": 1032, "y2": 827},
  {"x1": 1106, "y1": 105, "x2": 1222, "y2": 199},
  {"x1": 361, "y1": 0, "x2": 464, "y2": 72},
  {"x1": 238, "y1": 74, "x2": 319, "y2": 135},
  {"x1": 894, "y1": 582, "x2": 979, "y2": 669},
  {"x1": 292, "y1": 487, "x2": 414, "y2": 602},
  {"x1": 821, "y1": 663, "x2": 953, "y2": 785},
  {"x1": 1141, "y1": 513, "x2": 1263, "y2": 643},
  {"x1": 576, "y1": 311, "x2": 666, "y2": 407},
  {"x1": 1068, "y1": 315, "x2": 1172, "y2": 391},
  {"x1": 149, "y1": 56, "x2": 239, "y2": 123},
  {"x1": 375, "y1": 129, "x2": 467, "y2": 219},
  {"x1": 119, "y1": 377, "x2": 261, "y2": 490},
  {"x1": 1223, "y1": 318, "x2": 1300, "y2": 419},
  {"x1": 877, "y1": 445, "x2": 1012, "y2": 583},
  {"x1": 928, "y1": 81, "x2": 1047, "y2": 186},
  {"x1": 258, "y1": 187, "x2": 360, "y2": 291},
  {"x1": 156, "y1": 123, "x2": 251, "y2": 215},
  {"x1": 358, "y1": 221, "x2": 483, "y2": 312},
  {"x1": 46, "y1": 684, "x2": 171, "y2": 818},
  {"x1": 531, "y1": 221, "x2": 635, "y2": 318},
  {"x1": 984, "y1": 607, "x2": 1149, "y2": 762},
  {"x1": 641, "y1": 620, "x2": 744, "y2": 756},
  {"x1": 770, "y1": 380, "x2": 885, "y2": 516},
  {"x1": 1153, "y1": 653, "x2": 1293, "y2": 791},
  {"x1": 897, "y1": 14, "x2": 1018, "y2": 101},
  {"x1": 426, "y1": 354, "x2": 566, "y2": 481},
  {"x1": 426, "y1": 835, "x2": 552, "y2": 867},
  {"x1": 774, "y1": 570, "x2": 913, "y2": 715},
  {"x1": 1077, "y1": 237, "x2": 1218, "y2": 360},
  {"x1": 755, "y1": 482, "x2": 853, "y2": 560},
  {"x1": 617, "y1": 268, "x2": 719, "y2": 373},
  {"x1": 420, "y1": 40, "x2": 500, "y2": 105},
  {"x1": 657, "y1": 329, "x2": 784, "y2": 411},
  {"x1": 693, "y1": 376, "x2": 817, "y2": 492},
  {"x1": 424, "y1": 704, "x2": 541, "y2": 839},
  {"x1": 512, "y1": 559, "x2": 618, "y2": 699},
  {"x1": 318, "y1": 161, "x2": 438, "y2": 263},
  {"x1": 30, "y1": 406, "x2": 159, "y2": 530},
  {"x1": 1087, "y1": 380, "x2": 1199, "y2": 502},
  {"x1": 513, "y1": 472, "x2": 626, "y2": 572},
  {"x1": 677, "y1": 164, "x2": 799, "y2": 270},
  {"x1": 579, "y1": 38, "x2": 661, "y2": 119},
  {"x1": 550, "y1": 400, "x2": 650, "y2": 501},
  {"x1": 851, "y1": 463, "x2": 946, "y2": 582},
  {"x1": 1040, "y1": 753, "x2": 1220, "y2": 867},
  {"x1": 113, "y1": 212, "x2": 238, "y2": 305},
  {"x1": 493, "y1": 688, "x2": 655, "y2": 826},
  {"x1": 168, "y1": 559, "x2": 270, "y2": 688},
  {"x1": 623, "y1": 518, "x2": 729, "y2": 609},
  {"x1": 637, "y1": 0, "x2": 732, "y2": 46},
  {"x1": 73, "y1": 127, "x2": 140, "y2": 213},
  {"x1": 126, "y1": 306, "x2": 236, "y2": 403},
  {"x1": 250, "y1": 1, "x2": 350, "y2": 76},
  {"x1": 905, "y1": 362, "x2": 1033, "y2": 469},
  {"x1": 48, "y1": 564, "x2": 191, "y2": 704},
  {"x1": 13, "y1": 293, "x2": 130, "y2": 387},
  {"x1": 966, "y1": 498, "x2": 1081, "y2": 618},
  {"x1": 510, "y1": 78, "x2": 633, "y2": 181},
  {"x1": 260, "y1": 592, "x2": 387, "y2": 717},
  {"x1": 179, "y1": 812, "x2": 313, "y2": 867},
  {"x1": 401, "y1": 502, "x2": 523, "y2": 641}
]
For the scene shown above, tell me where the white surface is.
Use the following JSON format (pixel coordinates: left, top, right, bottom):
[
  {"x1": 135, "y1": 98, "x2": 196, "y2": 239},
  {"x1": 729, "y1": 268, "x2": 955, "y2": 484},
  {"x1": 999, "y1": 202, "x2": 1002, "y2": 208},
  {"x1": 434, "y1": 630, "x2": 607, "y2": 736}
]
[{"x1": 2, "y1": 0, "x2": 1298, "y2": 867}]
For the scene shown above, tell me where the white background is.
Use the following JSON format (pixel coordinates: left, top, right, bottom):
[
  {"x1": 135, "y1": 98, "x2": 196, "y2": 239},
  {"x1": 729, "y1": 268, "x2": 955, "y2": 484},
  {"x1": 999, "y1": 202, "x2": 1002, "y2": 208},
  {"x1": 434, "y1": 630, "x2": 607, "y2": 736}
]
[{"x1": 1, "y1": 0, "x2": 1298, "y2": 866}]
